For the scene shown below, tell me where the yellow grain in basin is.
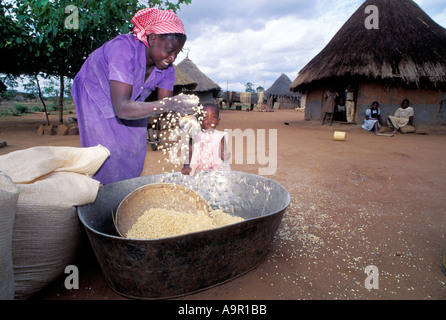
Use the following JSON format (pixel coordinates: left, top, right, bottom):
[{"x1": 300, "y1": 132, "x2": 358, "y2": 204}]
[{"x1": 126, "y1": 208, "x2": 244, "y2": 239}]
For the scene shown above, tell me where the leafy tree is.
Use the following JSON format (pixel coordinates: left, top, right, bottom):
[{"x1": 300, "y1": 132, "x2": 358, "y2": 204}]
[
  {"x1": 245, "y1": 82, "x2": 254, "y2": 93},
  {"x1": 23, "y1": 77, "x2": 38, "y2": 99},
  {"x1": 43, "y1": 79, "x2": 57, "y2": 98},
  {"x1": 1, "y1": 0, "x2": 191, "y2": 124}
]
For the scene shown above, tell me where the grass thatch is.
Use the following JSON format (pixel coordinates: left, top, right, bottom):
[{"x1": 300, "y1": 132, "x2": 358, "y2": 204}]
[
  {"x1": 265, "y1": 73, "x2": 301, "y2": 99},
  {"x1": 290, "y1": 0, "x2": 446, "y2": 92},
  {"x1": 174, "y1": 65, "x2": 197, "y2": 91},
  {"x1": 177, "y1": 57, "x2": 221, "y2": 93}
]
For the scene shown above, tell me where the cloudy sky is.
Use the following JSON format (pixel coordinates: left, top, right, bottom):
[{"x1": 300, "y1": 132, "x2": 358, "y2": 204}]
[{"x1": 173, "y1": 0, "x2": 446, "y2": 92}]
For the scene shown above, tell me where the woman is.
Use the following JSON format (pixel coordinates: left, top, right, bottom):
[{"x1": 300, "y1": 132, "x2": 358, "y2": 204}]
[
  {"x1": 72, "y1": 8, "x2": 198, "y2": 184},
  {"x1": 321, "y1": 87, "x2": 339, "y2": 126},
  {"x1": 361, "y1": 101, "x2": 383, "y2": 134}
]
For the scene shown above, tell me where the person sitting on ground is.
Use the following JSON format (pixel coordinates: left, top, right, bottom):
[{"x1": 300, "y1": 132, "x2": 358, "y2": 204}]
[
  {"x1": 380, "y1": 99, "x2": 415, "y2": 134},
  {"x1": 181, "y1": 103, "x2": 230, "y2": 176},
  {"x1": 361, "y1": 101, "x2": 383, "y2": 134}
]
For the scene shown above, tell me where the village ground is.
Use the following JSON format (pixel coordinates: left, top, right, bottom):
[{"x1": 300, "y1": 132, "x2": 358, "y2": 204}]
[{"x1": 0, "y1": 108, "x2": 445, "y2": 301}]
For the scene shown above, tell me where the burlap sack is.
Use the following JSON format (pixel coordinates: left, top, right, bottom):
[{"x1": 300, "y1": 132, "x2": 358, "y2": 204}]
[
  {"x1": 0, "y1": 145, "x2": 109, "y2": 299},
  {"x1": 0, "y1": 172, "x2": 19, "y2": 300}
]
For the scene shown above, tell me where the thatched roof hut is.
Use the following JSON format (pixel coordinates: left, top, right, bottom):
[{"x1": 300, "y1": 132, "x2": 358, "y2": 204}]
[
  {"x1": 265, "y1": 73, "x2": 301, "y2": 109},
  {"x1": 177, "y1": 57, "x2": 221, "y2": 103},
  {"x1": 173, "y1": 65, "x2": 197, "y2": 95},
  {"x1": 145, "y1": 66, "x2": 197, "y2": 101},
  {"x1": 291, "y1": 0, "x2": 446, "y2": 91},
  {"x1": 290, "y1": 0, "x2": 446, "y2": 124}
]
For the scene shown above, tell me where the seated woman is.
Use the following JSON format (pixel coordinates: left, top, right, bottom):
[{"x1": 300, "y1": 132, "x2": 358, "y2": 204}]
[
  {"x1": 361, "y1": 101, "x2": 383, "y2": 134},
  {"x1": 381, "y1": 99, "x2": 415, "y2": 134}
]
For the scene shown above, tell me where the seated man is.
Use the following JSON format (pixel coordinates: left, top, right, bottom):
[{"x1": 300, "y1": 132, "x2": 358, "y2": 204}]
[{"x1": 381, "y1": 99, "x2": 415, "y2": 134}]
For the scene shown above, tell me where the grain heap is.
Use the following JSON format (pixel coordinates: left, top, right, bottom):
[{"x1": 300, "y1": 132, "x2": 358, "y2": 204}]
[{"x1": 126, "y1": 208, "x2": 244, "y2": 239}]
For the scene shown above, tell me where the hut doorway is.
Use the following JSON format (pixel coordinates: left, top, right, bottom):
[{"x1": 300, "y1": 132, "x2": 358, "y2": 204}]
[{"x1": 331, "y1": 83, "x2": 357, "y2": 124}]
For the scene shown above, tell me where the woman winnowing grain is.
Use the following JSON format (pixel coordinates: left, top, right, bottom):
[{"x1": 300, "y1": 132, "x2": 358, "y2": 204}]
[{"x1": 72, "y1": 8, "x2": 198, "y2": 185}]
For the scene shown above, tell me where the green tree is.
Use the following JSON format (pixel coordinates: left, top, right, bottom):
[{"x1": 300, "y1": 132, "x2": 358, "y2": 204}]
[
  {"x1": 23, "y1": 77, "x2": 38, "y2": 99},
  {"x1": 1, "y1": 0, "x2": 191, "y2": 124},
  {"x1": 245, "y1": 82, "x2": 254, "y2": 93}
]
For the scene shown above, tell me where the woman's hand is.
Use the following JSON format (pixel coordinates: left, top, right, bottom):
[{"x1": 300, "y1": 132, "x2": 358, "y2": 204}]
[{"x1": 161, "y1": 94, "x2": 200, "y2": 116}]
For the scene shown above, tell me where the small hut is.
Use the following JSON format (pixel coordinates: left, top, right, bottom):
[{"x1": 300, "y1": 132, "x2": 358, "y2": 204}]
[
  {"x1": 177, "y1": 57, "x2": 221, "y2": 103},
  {"x1": 265, "y1": 73, "x2": 301, "y2": 109},
  {"x1": 290, "y1": 0, "x2": 446, "y2": 124},
  {"x1": 173, "y1": 65, "x2": 197, "y2": 95},
  {"x1": 145, "y1": 66, "x2": 197, "y2": 102}
]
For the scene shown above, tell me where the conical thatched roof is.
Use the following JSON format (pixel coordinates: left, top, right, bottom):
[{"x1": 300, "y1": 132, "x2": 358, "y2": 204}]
[
  {"x1": 290, "y1": 0, "x2": 446, "y2": 92},
  {"x1": 173, "y1": 65, "x2": 197, "y2": 91},
  {"x1": 265, "y1": 73, "x2": 300, "y2": 99},
  {"x1": 177, "y1": 57, "x2": 221, "y2": 92}
]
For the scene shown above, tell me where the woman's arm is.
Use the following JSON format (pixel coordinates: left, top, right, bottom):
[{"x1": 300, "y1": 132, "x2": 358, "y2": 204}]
[
  {"x1": 110, "y1": 81, "x2": 165, "y2": 120},
  {"x1": 110, "y1": 80, "x2": 197, "y2": 120},
  {"x1": 158, "y1": 87, "x2": 173, "y2": 100},
  {"x1": 364, "y1": 109, "x2": 371, "y2": 120}
]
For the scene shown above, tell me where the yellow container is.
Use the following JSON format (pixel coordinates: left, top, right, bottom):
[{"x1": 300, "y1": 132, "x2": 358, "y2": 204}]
[{"x1": 334, "y1": 131, "x2": 346, "y2": 141}]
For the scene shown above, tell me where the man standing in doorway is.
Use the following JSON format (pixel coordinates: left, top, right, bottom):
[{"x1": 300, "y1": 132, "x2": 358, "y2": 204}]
[{"x1": 345, "y1": 84, "x2": 355, "y2": 123}]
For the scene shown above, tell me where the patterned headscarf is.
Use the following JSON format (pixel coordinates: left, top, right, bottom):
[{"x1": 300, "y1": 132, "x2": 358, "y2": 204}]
[{"x1": 131, "y1": 8, "x2": 186, "y2": 47}]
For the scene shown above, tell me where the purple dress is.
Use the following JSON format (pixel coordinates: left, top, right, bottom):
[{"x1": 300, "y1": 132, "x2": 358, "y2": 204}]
[{"x1": 72, "y1": 34, "x2": 175, "y2": 184}]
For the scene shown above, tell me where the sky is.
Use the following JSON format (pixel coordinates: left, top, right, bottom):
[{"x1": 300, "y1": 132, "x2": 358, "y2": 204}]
[{"x1": 172, "y1": 0, "x2": 446, "y2": 92}]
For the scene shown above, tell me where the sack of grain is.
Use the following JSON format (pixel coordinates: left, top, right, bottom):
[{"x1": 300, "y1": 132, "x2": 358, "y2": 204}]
[
  {"x1": 0, "y1": 145, "x2": 109, "y2": 299},
  {"x1": 0, "y1": 172, "x2": 19, "y2": 300}
]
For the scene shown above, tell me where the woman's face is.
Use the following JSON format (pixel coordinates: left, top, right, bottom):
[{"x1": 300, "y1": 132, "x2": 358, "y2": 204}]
[
  {"x1": 148, "y1": 35, "x2": 185, "y2": 70},
  {"x1": 372, "y1": 103, "x2": 378, "y2": 110},
  {"x1": 402, "y1": 101, "x2": 409, "y2": 109}
]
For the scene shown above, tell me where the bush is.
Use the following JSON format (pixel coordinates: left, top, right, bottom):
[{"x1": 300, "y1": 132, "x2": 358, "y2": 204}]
[
  {"x1": 0, "y1": 109, "x2": 14, "y2": 117},
  {"x1": 13, "y1": 104, "x2": 28, "y2": 114},
  {"x1": 48, "y1": 103, "x2": 57, "y2": 111},
  {"x1": 32, "y1": 105, "x2": 44, "y2": 112}
]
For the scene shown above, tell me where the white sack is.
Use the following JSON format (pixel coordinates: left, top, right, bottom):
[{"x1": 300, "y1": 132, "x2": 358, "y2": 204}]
[
  {"x1": 0, "y1": 145, "x2": 109, "y2": 299},
  {"x1": 0, "y1": 172, "x2": 19, "y2": 300},
  {"x1": 0, "y1": 145, "x2": 110, "y2": 183}
]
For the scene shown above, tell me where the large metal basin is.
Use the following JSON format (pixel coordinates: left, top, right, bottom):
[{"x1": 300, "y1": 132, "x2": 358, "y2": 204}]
[{"x1": 77, "y1": 171, "x2": 290, "y2": 299}]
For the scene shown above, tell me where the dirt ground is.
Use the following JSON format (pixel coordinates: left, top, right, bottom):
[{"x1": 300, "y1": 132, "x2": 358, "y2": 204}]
[{"x1": 1, "y1": 109, "x2": 445, "y2": 301}]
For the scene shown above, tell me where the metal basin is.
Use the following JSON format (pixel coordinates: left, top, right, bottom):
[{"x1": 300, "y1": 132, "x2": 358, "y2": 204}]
[{"x1": 77, "y1": 171, "x2": 290, "y2": 299}]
